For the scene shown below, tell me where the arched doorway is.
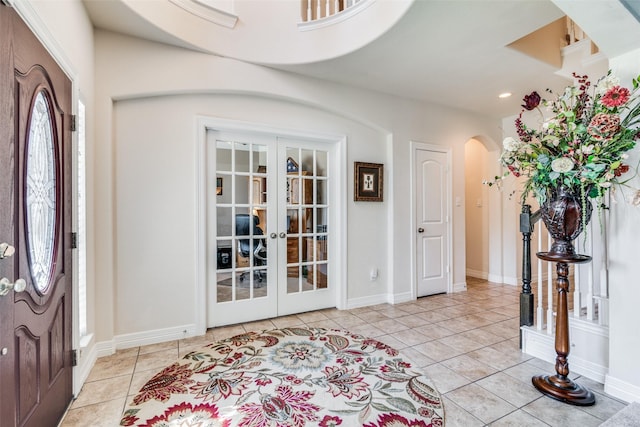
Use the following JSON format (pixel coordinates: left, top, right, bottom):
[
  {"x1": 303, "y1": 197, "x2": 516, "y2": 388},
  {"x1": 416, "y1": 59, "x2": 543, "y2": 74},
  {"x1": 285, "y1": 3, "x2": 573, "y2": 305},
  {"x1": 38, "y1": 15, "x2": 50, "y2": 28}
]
[{"x1": 464, "y1": 136, "x2": 503, "y2": 284}]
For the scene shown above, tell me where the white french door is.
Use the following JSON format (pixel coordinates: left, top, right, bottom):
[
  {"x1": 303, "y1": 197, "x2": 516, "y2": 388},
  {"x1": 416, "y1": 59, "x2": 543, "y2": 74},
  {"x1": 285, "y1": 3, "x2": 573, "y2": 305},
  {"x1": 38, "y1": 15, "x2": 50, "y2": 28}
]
[{"x1": 206, "y1": 130, "x2": 336, "y2": 327}]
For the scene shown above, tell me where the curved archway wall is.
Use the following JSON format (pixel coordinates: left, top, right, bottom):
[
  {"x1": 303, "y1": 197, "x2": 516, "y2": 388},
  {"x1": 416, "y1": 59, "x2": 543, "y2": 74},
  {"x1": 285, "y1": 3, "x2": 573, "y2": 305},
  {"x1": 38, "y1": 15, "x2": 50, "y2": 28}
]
[
  {"x1": 464, "y1": 136, "x2": 504, "y2": 284},
  {"x1": 464, "y1": 139, "x2": 490, "y2": 280},
  {"x1": 93, "y1": 30, "x2": 503, "y2": 346}
]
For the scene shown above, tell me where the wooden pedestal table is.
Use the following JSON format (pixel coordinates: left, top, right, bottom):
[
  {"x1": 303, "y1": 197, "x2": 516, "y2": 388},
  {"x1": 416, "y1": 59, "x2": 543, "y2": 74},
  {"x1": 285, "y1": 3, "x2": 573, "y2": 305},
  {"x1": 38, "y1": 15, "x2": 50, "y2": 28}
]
[{"x1": 532, "y1": 251, "x2": 595, "y2": 406}]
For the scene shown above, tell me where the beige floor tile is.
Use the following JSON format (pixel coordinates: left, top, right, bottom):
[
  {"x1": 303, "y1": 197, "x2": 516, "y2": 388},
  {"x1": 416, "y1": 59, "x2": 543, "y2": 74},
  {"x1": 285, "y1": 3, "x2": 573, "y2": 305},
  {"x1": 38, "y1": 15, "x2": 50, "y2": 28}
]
[
  {"x1": 86, "y1": 355, "x2": 137, "y2": 382},
  {"x1": 371, "y1": 318, "x2": 410, "y2": 334},
  {"x1": 476, "y1": 372, "x2": 544, "y2": 407},
  {"x1": 440, "y1": 354, "x2": 499, "y2": 381},
  {"x1": 441, "y1": 396, "x2": 485, "y2": 427},
  {"x1": 72, "y1": 375, "x2": 131, "y2": 409},
  {"x1": 61, "y1": 397, "x2": 126, "y2": 427},
  {"x1": 134, "y1": 349, "x2": 180, "y2": 373},
  {"x1": 413, "y1": 339, "x2": 464, "y2": 362},
  {"x1": 522, "y1": 395, "x2": 603, "y2": 427},
  {"x1": 446, "y1": 383, "x2": 517, "y2": 424},
  {"x1": 423, "y1": 363, "x2": 472, "y2": 393},
  {"x1": 138, "y1": 340, "x2": 178, "y2": 355},
  {"x1": 489, "y1": 408, "x2": 549, "y2": 426}
]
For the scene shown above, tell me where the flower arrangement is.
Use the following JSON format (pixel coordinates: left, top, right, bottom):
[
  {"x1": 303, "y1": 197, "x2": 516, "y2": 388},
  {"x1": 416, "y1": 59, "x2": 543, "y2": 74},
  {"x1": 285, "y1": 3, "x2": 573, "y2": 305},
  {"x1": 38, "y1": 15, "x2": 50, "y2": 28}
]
[{"x1": 491, "y1": 71, "x2": 640, "y2": 209}]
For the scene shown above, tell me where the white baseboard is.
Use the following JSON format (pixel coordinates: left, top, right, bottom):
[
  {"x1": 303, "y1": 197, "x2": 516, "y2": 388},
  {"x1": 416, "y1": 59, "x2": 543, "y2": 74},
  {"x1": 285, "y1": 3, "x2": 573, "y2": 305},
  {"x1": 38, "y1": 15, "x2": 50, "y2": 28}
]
[
  {"x1": 452, "y1": 281, "x2": 467, "y2": 293},
  {"x1": 95, "y1": 339, "x2": 116, "y2": 358},
  {"x1": 503, "y1": 275, "x2": 519, "y2": 286},
  {"x1": 95, "y1": 323, "x2": 199, "y2": 357},
  {"x1": 466, "y1": 269, "x2": 487, "y2": 279},
  {"x1": 487, "y1": 273, "x2": 504, "y2": 284},
  {"x1": 605, "y1": 374, "x2": 640, "y2": 403},
  {"x1": 390, "y1": 291, "x2": 413, "y2": 304},
  {"x1": 114, "y1": 324, "x2": 198, "y2": 350},
  {"x1": 345, "y1": 293, "x2": 389, "y2": 309}
]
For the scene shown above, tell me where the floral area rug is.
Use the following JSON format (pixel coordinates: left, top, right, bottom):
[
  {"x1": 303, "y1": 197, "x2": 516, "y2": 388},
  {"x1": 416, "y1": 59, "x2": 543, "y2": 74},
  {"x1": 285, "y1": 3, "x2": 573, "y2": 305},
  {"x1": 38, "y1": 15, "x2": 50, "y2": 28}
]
[{"x1": 120, "y1": 327, "x2": 445, "y2": 426}]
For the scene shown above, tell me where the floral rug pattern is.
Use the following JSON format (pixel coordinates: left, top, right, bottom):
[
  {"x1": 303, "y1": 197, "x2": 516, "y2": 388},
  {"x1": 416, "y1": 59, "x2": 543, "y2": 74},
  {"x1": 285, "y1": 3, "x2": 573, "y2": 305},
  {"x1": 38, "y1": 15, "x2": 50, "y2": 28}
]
[{"x1": 120, "y1": 327, "x2": 445, "y2": 426}]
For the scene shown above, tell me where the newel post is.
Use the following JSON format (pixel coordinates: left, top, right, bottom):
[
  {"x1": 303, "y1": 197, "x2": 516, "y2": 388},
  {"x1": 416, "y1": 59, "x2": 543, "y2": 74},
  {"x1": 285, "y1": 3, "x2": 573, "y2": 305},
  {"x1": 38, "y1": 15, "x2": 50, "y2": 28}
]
[{"x1": 519, "y1": 204, "x2": 534, "y2": 348}]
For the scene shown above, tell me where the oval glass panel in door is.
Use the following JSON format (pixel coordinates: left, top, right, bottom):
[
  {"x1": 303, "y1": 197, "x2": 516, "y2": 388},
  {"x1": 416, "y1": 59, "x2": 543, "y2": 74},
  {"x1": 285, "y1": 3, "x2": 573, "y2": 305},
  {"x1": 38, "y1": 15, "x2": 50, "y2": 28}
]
[{"x1": 25, "y1": 90, "x2": 58, "y2": 294}]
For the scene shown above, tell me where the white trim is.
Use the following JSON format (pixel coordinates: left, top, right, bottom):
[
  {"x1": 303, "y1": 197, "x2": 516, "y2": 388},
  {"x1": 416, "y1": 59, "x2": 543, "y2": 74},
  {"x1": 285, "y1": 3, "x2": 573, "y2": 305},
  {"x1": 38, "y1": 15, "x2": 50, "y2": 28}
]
[
  {"x1": 389, "y1": 291, "x2": 413, "y2": 305},
  {"x1": 337, "y1": 136, "x2": 348, "y2": 310},
  {"x1": 195, "y1": 120, "x2": 208, "y2": 335},
  {"x1": 346, "y1": 293, "x2": 389, "y2": 309},
  {"x1": 409, "y1": 141, "x2": 453, "y2": 298},
  {"x1": 487, "y1": 273, "x2": 504, "y2": 284},
  {"x1": 95, "y1": 340, "x2": 117, "y2": 358},
  {"x1": 114, "y1": 324, "x2": 197, "y2": 350},
  {"x1": 298, "y1": 0, "x2": 376, "y2": 31},
  {"x1": 502, "y1": 275, "x2": 519, "y2": 286},
  {"x1": 169, "y1": 0, "x2": 238, "y2": 29},
  {"x1": 605, "y1": 374, "x2": 640, "y2": 403},
  {"x1": 452, "y1": 281, "x2": 467, "y2": 293},
  {"x1": 73, "y1": 340, "x2": 97, "y2": 398}
]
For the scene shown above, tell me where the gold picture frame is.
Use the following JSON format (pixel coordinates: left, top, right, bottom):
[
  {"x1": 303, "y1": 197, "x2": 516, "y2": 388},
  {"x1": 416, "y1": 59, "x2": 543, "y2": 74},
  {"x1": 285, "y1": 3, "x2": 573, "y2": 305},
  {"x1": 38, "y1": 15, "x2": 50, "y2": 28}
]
[{"x1": 354, "y1": 162, "x2": 383, "y2": 202}]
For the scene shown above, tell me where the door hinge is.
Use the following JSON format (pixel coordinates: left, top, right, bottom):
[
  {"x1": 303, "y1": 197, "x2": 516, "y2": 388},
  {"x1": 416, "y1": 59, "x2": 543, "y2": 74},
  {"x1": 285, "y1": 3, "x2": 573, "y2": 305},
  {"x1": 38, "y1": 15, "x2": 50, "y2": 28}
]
[
  {"x1": 71, "y1": 349, "x2": 78, "y2": 366},
  {"x1": 71, "y1": 232, "x2": 78, "y2": 249},
  {"x1": 70, "y1": 114, "x2": 77, "y2": 132}
]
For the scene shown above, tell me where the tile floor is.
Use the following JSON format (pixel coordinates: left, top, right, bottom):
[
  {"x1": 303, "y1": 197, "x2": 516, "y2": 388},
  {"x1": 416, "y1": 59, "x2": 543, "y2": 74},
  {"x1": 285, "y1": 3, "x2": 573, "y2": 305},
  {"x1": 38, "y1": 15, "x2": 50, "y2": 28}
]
[{"x1": 60, "y1": 278, "x2": 626, "y2": 426}]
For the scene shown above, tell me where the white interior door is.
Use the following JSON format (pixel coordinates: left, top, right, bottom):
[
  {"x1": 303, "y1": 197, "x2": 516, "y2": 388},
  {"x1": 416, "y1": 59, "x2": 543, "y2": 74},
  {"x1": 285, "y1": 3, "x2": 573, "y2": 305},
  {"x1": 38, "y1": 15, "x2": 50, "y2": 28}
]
[
  {"x1": 207, "y1": 131, "x2": 336, "y2": 326},
  {"x1": 415, "y1": 148, "x2": 450, "y2": 297}
]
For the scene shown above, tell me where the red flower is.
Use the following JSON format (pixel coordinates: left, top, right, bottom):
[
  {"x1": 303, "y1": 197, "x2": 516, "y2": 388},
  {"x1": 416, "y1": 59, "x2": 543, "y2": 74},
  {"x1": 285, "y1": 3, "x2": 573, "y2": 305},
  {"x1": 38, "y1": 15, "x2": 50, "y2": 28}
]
[
  {"x1": 615, "y1": 164, "x2": 630, "y2": 177},
  {"x1": 588, "y1": 113, "x2": 621, "y2": 141},
  {"x1": 320, "y1": 415, "x2": 343, "y2": 427},
  {"x1": 521, "y1": 91, "x2": 541, "y2": 110},
  {"x1": 507, "y1": 164, "x2": 521, "y2": 177},
  {"x1": 132, "y1": 362, "x2": 194, "y2": 405},
  {"x1": 601, "y1": 86, "x2": 630, "y2": 108}
]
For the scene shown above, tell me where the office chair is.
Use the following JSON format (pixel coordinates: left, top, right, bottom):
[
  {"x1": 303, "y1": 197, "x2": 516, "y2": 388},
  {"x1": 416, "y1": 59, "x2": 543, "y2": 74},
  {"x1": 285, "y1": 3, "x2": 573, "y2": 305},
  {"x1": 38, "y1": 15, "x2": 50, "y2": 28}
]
[{"x1": 236, "y1": 214, "x2": 267, "y2": 284}]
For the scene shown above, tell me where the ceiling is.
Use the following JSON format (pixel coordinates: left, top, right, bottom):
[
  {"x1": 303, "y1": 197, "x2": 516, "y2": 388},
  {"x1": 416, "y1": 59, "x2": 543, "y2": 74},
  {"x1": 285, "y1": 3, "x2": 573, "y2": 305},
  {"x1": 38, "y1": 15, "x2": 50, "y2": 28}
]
[{"x1": 83, "y1": 0, "x2": 595, "y2": 119}]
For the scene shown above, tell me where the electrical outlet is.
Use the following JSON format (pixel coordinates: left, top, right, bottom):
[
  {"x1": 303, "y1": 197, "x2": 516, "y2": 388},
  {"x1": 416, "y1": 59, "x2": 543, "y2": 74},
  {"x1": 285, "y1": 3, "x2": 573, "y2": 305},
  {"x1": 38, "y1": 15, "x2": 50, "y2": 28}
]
[{"x1": 370, "y1": 268, "x2": 378, "y2": 281}]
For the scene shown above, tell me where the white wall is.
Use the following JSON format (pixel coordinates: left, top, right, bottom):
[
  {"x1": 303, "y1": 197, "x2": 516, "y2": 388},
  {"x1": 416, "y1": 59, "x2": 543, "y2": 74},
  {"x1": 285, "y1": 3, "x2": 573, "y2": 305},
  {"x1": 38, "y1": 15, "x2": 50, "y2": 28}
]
[
  {"x1": 606, "y1": 48, "x2": 640, "y2": 402},
  {"x1": 94, "y1": 30, "x2": 502, "y2": 344}
]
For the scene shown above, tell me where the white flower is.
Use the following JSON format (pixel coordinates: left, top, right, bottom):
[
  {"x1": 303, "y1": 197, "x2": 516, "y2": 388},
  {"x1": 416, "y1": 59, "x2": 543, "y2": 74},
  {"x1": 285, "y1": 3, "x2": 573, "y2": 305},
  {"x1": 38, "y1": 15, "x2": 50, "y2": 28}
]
[
  {"x1": 580, "y1": 145, "x2": 594, "y2": 155},
  {"x1": 596, "y1": 74, "x2": 621, "y2": 96},
  {"x1": 622, "y1": 153, "x2": 629, "y2": 159},
  {"x1": 502, "y1": 137, "x2": 520, "y2": 152},
  {"x1": 551, "y1": 157, "x2": 574, "y2": 173}
]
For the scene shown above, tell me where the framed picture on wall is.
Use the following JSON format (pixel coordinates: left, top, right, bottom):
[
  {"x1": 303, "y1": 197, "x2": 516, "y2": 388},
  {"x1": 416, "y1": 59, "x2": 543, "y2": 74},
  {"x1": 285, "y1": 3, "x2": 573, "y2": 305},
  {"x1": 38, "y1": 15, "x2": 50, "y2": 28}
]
[
  {"x1": 354, "y1": 162, "x2": 383, "y2": 202},
  {"x1": 216, "y1": 177, "x2": 223, "y2": 195}
]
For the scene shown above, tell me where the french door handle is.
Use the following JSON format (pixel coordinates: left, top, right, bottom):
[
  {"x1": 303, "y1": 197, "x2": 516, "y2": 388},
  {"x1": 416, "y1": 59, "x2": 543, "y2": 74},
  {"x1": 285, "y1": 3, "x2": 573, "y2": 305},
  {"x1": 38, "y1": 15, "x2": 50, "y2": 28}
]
[
  {"x1": 418, "y1": 228, "x2": 425, "y2": 233},
  {"x1": 0, "y1": 277, "x2": 26, "y2": 296},
  {"x1": 270, "y1": 233, "x2": 277, "y2": 239},
  {"x1": 279, "y1": 232, "x2": 286, "y2": 238},
  {"x1": 0, "y1": 243, "x2": 15, "y2": 259}
]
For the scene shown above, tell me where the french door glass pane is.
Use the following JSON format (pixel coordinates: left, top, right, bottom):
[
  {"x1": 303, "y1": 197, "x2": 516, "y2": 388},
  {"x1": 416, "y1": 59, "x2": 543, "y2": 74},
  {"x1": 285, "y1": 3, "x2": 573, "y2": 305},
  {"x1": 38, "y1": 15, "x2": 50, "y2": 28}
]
[
  {"x1": 216, "y1": 139, "x2": 269, "y2": 303},
  {"x1": 285, "y1": 146, "x2": 330, "y2": 294}
]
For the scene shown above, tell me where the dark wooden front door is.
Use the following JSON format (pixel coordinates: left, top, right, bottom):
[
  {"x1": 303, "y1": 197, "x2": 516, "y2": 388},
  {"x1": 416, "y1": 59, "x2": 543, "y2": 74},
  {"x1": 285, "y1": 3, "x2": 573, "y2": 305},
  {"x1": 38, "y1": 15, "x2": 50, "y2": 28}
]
[{"x1": 0, "y1": 4, "x2": 73, "y2": 426}]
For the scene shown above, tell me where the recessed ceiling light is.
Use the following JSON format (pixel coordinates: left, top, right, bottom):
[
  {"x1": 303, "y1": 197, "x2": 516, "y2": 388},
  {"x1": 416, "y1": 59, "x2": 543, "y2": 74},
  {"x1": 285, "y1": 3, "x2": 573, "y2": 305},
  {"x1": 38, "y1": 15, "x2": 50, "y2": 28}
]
[{"x1": 499, "y1": 92, "x2": 512, "y2": 98}]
